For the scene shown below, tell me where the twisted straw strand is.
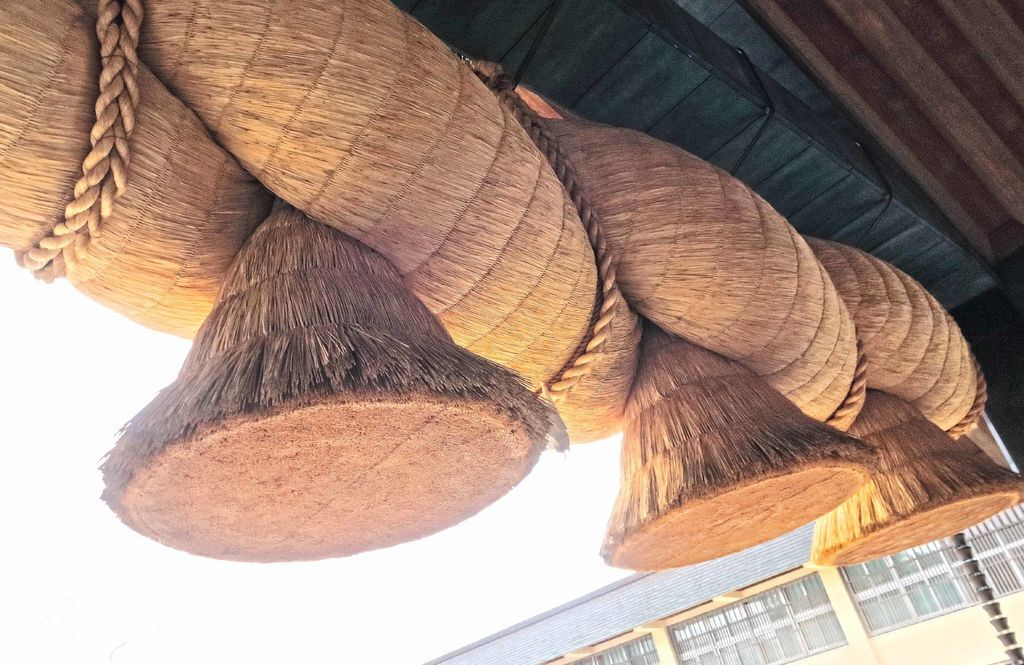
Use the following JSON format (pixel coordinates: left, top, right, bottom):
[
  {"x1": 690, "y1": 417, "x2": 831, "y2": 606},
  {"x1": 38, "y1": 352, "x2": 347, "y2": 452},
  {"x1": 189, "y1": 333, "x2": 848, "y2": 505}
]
[
  {"x1": 948, "y1": 359, "x2": 988, "y2": 438},
  {"x1": 473, "y1": 63, "x2": 621, "y2": 404},
  {"x1": 826, "y1": 340, "x2": 868, "y2": 430},
  {"x1": 17, "y1": 0, "x2": 144, "y2": 281}
]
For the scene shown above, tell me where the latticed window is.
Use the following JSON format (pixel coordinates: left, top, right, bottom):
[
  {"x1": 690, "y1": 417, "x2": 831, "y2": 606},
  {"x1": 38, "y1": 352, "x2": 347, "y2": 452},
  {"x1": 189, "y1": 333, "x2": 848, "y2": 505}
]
[
  {"x1": 842, "y1": 506, "x2": 1024, "y2": 635},
  {"x1": 965, "y1": 507, "x2": 1024, "y2": 597},
  {"x1": 574, "y1": 635, "x2": 660, "y2": 665},
  {"x1": 842, "y1": 542, "x2": 974, "y2": 634},
  {"x1": 668, "y1": 574, "x2": 846, "y2": 665}
]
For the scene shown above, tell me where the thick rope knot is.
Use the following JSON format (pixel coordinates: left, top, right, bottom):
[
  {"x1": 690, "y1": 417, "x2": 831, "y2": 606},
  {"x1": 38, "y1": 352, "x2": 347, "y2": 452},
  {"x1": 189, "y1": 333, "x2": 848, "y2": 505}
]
[
  {"x1": 17, "y1": 0, "x2": 144, "y2": 279},
  {"x1": 471, "y1": 61, "x2": 622, "y2": 404}
]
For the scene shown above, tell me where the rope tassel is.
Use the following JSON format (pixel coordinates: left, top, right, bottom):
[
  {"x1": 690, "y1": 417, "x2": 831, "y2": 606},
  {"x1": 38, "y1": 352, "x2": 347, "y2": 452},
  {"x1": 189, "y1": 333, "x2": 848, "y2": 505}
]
[
  {"x1": 812, "y1": 391, "x2": 1022, "y2": 565},
  {"x1": 102, "y1": 205, "x2": 564, "y2": 562},
  {"x1": 603, "y1": 325, "x2": 876, "y2": 570}
]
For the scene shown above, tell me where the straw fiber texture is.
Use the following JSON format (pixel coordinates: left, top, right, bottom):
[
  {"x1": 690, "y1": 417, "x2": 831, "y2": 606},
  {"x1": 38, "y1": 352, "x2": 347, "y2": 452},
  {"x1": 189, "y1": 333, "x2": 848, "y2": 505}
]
[
  {"x1": 826, "y1": 340, "x2": 869, "y2": 432},
  {"x1": 470, "y1": 67, "x2": 642, "y2": 443},
  {"x1": 18, "y1": 0, "x2": 143, "y2": 277},
  {"x1": 137, "y1": 0, "x2": 596, "y2": 389},
  {"x1": 807, "y1": 238, "x2": 979, "y2": 431},
  {"x1": 0, "y1": 0, "x2": 271, "y2": 337},
  {"x1": 603, "y1": 325, "x2": 875, "y2": 571},
  {"x1": 948, "y1": 359, "x2": 988, "y2": 439},
  {"x1": 813, "y1": 391, "x2": 1021, "y2": 566},
  {"x1": 554, "y1": 295, "x2": 641, "y2": 442},
  {"x1": 541, "y1": 118, "x2": 858, "y2": 423},
  {"x1": 102, "y1": 205, "x2": 561, "y2": 561}
]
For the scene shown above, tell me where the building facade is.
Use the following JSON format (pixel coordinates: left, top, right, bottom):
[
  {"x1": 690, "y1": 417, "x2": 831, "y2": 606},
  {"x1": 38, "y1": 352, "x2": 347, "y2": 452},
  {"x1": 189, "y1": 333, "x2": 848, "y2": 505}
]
[{"x1": 429, "y1": 506, "x2": 1024, "y2": 665}]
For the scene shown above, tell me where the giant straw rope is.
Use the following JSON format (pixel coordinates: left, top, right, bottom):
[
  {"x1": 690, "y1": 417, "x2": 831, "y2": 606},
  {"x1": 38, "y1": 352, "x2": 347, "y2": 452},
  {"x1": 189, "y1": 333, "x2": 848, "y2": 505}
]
[
  {"x1": 136, "y1": 0, "x2": 599, "y2": 394},
  {"x1": 806, "y1": 240, "x2": 1018, "y2": 566},
  {"x1": 0, "y1": 0, "x2": 1016, "y2": 565},
  {"x1": 808, "y1": 238, "x2": 980, "y2": 431},
  {"x1": 541, "y1": 117, "x2": 861, "y2": 423}
]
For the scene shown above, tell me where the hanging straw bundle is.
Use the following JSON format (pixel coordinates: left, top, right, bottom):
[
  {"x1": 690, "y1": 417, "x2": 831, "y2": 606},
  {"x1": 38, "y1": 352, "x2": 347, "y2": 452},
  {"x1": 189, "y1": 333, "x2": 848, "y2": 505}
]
[
  {"x1": 540, "y1": 118, "x2": 859, "y2": 423},
  {"x1": 807, "y1": 238, "x2": 978, "y2": 431},
  {"x1": 132, "y1": 0, "x2": 597, "y2": 391},
  {"x1": 813, "y1": 391, "x2": 1021, "y2": 565},
  {"x1": 0, "y1": 0, "x2": 271, "y2": 336},
  {"x1": 603, "y1": 325, "x2": 875, "y2": 571},
  {"x1": 102, "y1": 205, "x2": 563, "y2": 562}
]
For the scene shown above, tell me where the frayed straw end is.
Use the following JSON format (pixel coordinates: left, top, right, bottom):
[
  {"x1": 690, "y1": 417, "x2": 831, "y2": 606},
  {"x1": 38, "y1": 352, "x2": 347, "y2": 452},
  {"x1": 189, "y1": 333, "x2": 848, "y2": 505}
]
[
  {"x1": 603, "y1": 328, "x2": 876, "y2": 571},
  {"x1": 101, "y1": 206, "x2": 558, "y2": 561},
  {"x1": 813, "y1": 391, "x2": 1022, "y2": 566}
]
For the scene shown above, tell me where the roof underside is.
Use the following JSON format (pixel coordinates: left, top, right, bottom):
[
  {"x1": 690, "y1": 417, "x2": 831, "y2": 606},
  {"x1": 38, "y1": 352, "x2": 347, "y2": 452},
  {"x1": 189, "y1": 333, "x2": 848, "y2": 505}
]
[
  {"x1": 744, "y1": 0, "x2": 1024, "y2": 261},
  {"x1": 394, "y1": 0, "x2": 997, "y2": 309}
]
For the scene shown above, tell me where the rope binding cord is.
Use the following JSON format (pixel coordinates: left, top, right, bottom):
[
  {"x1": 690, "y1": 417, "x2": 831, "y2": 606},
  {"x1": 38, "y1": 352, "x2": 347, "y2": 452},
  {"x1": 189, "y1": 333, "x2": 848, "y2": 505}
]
[
  {"x1": 948, "y1": 358, "x2": 988, "y2": 439},
  {"x1": 16, "y1": 0, "x2": 144, "y2": 281},
  {"x1": 825, "y1": 340, "x2": 868, "y2": 430},
  {"x1": 470, "y1": 61, "x2": 621, "y2": 404}
]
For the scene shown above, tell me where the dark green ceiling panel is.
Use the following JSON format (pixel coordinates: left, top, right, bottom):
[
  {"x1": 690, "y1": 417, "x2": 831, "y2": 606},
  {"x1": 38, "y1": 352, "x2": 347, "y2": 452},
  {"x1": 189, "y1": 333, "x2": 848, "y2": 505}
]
[
  {"x1": 708, "y1": 117, "x2": 803, "y2": 178},
  {"x1": 501, "y1": 2, "x2": 649, "y2": 104},
  {"x1": 408, "y1": 0, "x2": 548, "y2": 60},
  {"x1": 860, "y1": 208, "x2": 918, "y2": 255},
  {"x1": 936, "y1": 263, "x2": 1001, "y2": 308},
  {"x1": 648, "y1": 77, "x2": 761, "y2": 158},
  {"x1": 883, "y1": 238, "x2": 947, "y2": 284},
  {"x1": 831, "y1": 205, "x2": 905, "y2": 251},
  {"x1": 787, "y1": 174, "x2": 881, "y2": 237},
  {"x1": 396, "y1": 0, "x2": 997, "y2": 309},
  {"x1": 572, "y1": 33, "x2": 711, "y2": 130},
  {"x1": 753, "y1": 148, "x2": 849, "y2": 218}
]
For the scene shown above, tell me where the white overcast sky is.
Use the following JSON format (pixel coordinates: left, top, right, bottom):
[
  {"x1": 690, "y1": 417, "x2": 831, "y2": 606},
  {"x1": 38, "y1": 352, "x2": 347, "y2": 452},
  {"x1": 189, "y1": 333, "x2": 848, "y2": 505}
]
[{"x1": 0, "y1": 254, "x2": 630, "y2": 664}]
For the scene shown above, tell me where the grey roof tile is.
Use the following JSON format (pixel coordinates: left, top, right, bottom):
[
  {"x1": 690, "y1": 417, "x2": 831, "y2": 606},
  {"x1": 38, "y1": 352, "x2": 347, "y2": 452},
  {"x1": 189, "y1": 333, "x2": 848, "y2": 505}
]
[{"x1": 426, "y1": 526, "x2": 814, "y2": 665}]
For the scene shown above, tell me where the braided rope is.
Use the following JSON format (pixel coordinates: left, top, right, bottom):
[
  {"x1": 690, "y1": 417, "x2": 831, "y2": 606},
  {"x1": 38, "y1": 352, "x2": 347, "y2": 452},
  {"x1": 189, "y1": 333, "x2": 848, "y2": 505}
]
[
  {"x1": 472, "y1": 62, "x2": 621, "y2": 404},
  {"x1": 948, "y1": 358, "x2": 988, "y2": 438},
  {"x1": 825, "y1": 340, "x2": 868, "y2": 430},
  {"x1": 17, "y1": 0, "x2": 144, "y2": 281}
]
